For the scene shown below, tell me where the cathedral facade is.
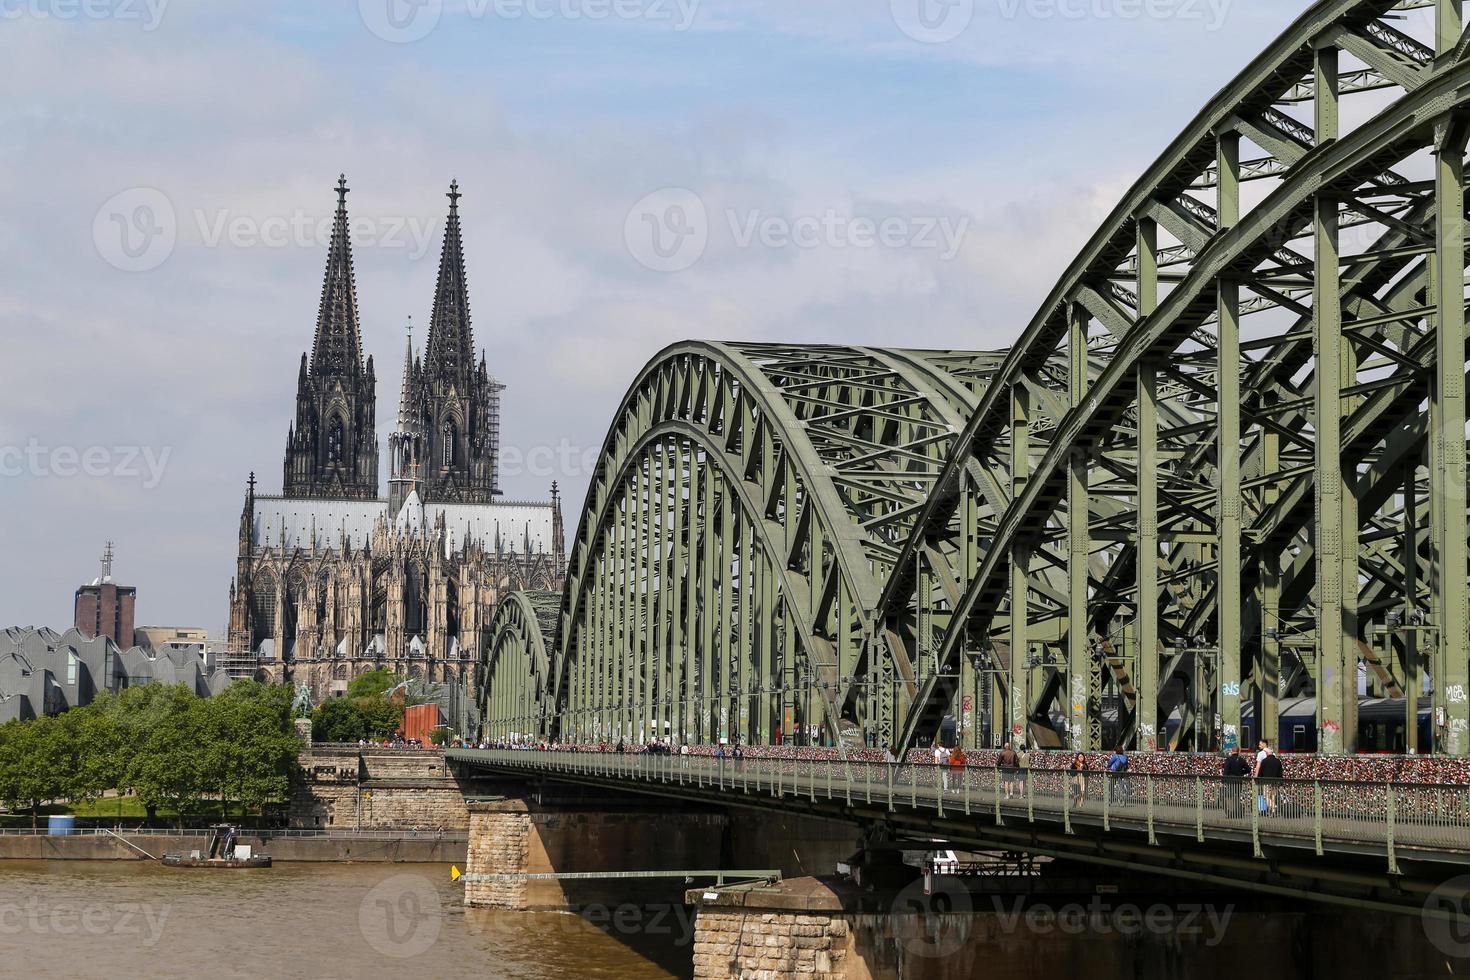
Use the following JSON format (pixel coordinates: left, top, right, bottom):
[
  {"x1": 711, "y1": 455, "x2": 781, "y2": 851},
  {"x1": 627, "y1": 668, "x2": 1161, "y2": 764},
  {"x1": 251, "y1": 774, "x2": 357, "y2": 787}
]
[{"x1": 227, "y1": 177, "x2": 566, "y2": 705}]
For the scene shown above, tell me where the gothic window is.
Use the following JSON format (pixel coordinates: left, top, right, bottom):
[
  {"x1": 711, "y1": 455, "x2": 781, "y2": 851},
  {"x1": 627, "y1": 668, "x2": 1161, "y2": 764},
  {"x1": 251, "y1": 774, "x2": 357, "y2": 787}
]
[
  {"x1": 328, "y1": 417, "x2": 345, "y2": 464},
  {"x1": 249, "y1": 586, "x2": 277, "y2": 652},
  {"x1": 442, "y1": 419, "x2": 457, "y2": 466}
]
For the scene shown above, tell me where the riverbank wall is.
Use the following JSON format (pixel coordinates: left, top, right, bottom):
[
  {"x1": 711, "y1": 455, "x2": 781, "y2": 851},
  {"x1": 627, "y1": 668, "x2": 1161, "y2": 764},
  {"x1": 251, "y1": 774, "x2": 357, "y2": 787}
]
[
  {"x1": 0, "y1": 831, "x2": 466, "y2": 863},
  {"x1": 290, "y1": 745, "x2": 479, "y2": 831}
]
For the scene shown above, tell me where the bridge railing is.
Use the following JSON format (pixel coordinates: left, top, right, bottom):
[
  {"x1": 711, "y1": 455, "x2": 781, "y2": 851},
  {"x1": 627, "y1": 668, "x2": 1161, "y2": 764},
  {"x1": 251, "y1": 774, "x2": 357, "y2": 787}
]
[{"x1": 450, "y1": 749, "x2": 1470, "y2": 864}]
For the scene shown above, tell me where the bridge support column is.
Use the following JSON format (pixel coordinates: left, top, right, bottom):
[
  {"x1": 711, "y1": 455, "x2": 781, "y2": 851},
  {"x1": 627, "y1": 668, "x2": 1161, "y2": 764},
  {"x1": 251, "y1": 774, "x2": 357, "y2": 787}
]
[
  {"x1": 463, "y1": 800, "x2": 532, "y2": 909},
  {"x1": 689, "y1": 880, "x2": 866, "y2": 980}
]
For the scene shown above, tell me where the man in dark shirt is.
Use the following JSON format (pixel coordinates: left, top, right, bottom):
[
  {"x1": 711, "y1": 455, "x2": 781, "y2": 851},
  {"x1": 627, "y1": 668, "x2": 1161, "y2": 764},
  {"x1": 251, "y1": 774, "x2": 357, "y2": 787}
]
[
  {"x1": 997, "y1": 743, "x2": 1020, "y2": 800},
  {"x1": 1222, "y1": 746, "x2": 1249, "y2": 818},
  {"x1": 1255, "y1": 742, "x2": 1284, "y2": 815}
]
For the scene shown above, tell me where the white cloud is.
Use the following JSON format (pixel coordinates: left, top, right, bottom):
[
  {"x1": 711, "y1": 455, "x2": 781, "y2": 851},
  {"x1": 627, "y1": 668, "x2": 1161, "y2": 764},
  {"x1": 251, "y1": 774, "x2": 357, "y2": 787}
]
[{"x1": 1, "y1": 0, "x2": 1305, "y2": 628}]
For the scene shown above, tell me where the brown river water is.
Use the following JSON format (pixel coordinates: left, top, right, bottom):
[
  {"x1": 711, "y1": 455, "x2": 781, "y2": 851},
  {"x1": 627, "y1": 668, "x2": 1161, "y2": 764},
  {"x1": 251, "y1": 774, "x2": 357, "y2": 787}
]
[{"x1": 0, "y1": 861, "x2": 687, "y2": 979}]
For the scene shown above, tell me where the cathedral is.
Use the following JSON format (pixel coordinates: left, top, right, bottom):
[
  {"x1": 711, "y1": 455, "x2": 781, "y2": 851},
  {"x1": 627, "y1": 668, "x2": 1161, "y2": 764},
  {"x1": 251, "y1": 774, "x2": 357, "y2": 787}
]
[{"x1": 227, "y1": 177, "x2": 566, "y2": 705}]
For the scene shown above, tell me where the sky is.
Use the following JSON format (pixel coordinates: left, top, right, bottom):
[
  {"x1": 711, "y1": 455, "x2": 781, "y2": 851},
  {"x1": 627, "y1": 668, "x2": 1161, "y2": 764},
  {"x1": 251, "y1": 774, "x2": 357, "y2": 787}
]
[{"x1": 0, "y1": 0, "x2": 1309, "y2": 632}]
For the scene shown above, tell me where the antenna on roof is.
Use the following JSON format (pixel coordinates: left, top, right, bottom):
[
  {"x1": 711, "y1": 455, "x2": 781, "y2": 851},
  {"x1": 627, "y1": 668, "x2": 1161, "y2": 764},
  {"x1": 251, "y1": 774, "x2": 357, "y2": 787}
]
[{"x1": 101, "y1": 541, "x2": 115, "y2": 580}]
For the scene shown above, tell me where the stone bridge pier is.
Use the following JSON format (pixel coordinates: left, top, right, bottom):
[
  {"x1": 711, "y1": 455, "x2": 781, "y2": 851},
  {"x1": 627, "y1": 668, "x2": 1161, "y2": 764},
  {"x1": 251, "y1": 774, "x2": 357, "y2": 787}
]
[{"x1": 461, "y1": 780, "x2": 855, "y2": 913}]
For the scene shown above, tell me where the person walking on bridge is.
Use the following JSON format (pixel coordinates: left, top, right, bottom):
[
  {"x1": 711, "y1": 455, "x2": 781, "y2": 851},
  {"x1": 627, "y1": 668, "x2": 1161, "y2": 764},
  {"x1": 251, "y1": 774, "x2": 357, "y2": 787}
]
[
  {"x1": 1069, "y1": 752, "x2": 1088, "y2": 808},
  {"x1": 1107, "y1": 746, "x2": 1130, "y2": 806},
  {"x1": 1222, "y1": 745, "x2": 1250, "y2": 818},
  {"x1": 949, "y1": 746, "x2": 967, "y2": 795},
  {"x1": 998, "y1": 743, "x2": 1019, "y2": 800},
  {"x1": 1254, "y1": 740, "x2": 1283, "y2": 816},
  {"x1": 933, "y1": 742, "x2": 952, "y2": 792}
]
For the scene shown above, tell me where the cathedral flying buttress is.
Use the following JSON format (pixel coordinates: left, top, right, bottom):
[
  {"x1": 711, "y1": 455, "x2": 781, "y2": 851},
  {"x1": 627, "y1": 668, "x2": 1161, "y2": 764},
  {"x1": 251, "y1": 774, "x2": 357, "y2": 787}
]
[{"x1": 227, "y1": 178, "x2": 566, "y2": 709}]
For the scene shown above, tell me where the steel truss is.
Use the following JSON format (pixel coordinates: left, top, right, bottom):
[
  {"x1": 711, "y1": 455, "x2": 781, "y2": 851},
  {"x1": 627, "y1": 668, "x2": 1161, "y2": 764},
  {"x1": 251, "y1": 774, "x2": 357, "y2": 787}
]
[{"x1": 483, "y1": 0, "x2": 1470, "y2": 758}]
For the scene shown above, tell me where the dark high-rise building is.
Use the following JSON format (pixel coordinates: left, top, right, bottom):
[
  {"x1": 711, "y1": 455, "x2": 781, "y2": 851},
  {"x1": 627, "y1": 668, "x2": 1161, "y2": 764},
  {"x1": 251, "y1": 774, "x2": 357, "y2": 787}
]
[
  {"x1": 73, "y1": 542, "x2": 136, "y2": 645},
  {"x1": 282, "y1": 175, "x2": 380, "y2": 500}
]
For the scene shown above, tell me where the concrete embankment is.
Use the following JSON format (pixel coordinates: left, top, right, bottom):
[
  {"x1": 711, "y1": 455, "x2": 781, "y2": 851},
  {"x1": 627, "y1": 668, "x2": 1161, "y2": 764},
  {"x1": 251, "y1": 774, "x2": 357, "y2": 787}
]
[{"x1": 0, "y1": 832, "x2": 466, "y2": 863}]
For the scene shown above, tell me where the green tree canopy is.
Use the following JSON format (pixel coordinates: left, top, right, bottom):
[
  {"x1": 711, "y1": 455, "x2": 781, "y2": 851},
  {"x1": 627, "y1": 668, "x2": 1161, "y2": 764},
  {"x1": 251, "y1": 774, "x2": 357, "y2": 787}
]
[
  {"x1": 346, "y1": 669, "x2": 397, "y2": 699},
  {"x1": 311, "y1": 697, "x2": 368, "y2": 743}
]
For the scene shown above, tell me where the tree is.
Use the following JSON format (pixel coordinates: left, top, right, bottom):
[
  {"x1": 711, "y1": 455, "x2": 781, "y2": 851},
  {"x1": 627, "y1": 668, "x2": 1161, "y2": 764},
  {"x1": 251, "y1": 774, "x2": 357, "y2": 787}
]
[
  {"x1": 204, "y1": 682, "x2": 298, "y2": 816},
  {"x1": 128, "y1": 689, "x2": 209, "y2": 827},
  {"x1": 312, "y1": 698, "x2": 368, "y2": 743},
  {"x1": 357, "y1": 696, "x2": 404, "y2": 739},
  {"x1": 0, "y1": 717, "x2": 70, "y2": 829},
  {"x1": 347, "y1": 669, "x2": 396, "y2": 700},
  {"x1": 55, "y1": 706, "x2": 120, "y2": 806}
]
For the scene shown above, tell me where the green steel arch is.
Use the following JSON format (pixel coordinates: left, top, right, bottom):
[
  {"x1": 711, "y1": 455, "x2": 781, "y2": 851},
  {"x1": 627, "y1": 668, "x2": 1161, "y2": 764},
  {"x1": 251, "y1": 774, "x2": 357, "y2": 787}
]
[
  {"x1": 548, "y1": 342, "x2": 1011, "y2": 746},
  {"x1": 478, "y1": 343, "x2": 1008, "y2": 746},
  {"x1": 883, "y1": 0, "x2": 1470, "y2": 757},
  {"x1": 479, "y1": 590, "x2": 559, "y2": 741},
  {"x1": 480, "y1": 0, "x2": 1470, "y2": 759}
]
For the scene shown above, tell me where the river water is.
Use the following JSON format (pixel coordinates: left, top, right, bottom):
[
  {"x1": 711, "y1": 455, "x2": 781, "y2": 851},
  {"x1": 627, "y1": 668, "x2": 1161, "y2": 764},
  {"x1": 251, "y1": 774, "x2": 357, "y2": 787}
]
[{"x1": 0, "y1": 861, "x2": 686, "y2": 979}]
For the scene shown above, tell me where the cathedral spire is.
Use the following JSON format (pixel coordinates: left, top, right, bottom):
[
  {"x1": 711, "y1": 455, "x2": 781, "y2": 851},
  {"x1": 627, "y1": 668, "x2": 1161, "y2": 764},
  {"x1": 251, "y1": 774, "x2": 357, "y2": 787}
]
[
  {"x1": 310, "y1": 174, "x2": 365, "y2": 377},
  {"x1": 551, "y1": 481, "x2": 566, "y2": 572},
  {"x1": 425, "y1": 179, "x2": 474, "y2": 381},
  {"x1": 283, "y1": 178, "x2": 379, "y2": 501},
  {"x1": 397, "y1": 316, "x2": 417, "y2": 428}
]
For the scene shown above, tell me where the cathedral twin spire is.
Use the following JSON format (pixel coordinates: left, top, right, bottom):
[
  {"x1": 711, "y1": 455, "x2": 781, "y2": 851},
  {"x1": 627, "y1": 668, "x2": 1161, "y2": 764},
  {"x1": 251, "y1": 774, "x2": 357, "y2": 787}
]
[
  {"x1": 280, "y1": 175, "x2": 502, "y2": 509},
  {"x1": 390, "y1": 179, "x2": 504, "y2": 512},
  {"x1": 311, "y1": 175, "x2": 366, "y2": 378},
  {"x1": 426, "y1": 180, "x2": 477, "y2": 384},
  {"x1": 284, "y1": 175, "x2": 379, "y2": 500}
]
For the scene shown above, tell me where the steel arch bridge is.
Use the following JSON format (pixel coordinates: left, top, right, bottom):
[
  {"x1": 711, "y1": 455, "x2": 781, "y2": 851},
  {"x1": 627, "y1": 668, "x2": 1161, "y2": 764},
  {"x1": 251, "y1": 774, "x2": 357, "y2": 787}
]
[{"x1": 481, "y1": 0, "x2": 1470, "y2": 758}]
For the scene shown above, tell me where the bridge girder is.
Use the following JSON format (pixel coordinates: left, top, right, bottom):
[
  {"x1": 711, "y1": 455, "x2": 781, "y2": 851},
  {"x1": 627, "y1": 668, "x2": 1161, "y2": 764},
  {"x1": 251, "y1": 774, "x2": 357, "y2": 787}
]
[
  {"x1": 884, "y1": 0, "x2": 1470, "y2": 757},
  {"x1": 482, "y1": 0, "x2": 1470, "y2": 759}
]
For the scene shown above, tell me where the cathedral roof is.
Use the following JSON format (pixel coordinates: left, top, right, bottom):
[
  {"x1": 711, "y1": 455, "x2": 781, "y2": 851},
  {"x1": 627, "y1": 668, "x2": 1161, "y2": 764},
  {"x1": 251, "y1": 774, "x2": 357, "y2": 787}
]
[
  {"x1": 252, "y1": 495, "x2": 383, "y2": 551},
  {"x1": 250, "y1": 493, "x2": 558, "y2": 556}
]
